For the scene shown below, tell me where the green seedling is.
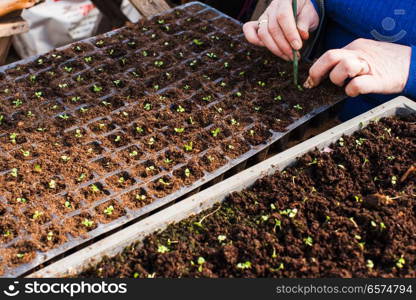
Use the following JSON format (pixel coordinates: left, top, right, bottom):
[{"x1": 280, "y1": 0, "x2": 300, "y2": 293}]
[
  {"x1": 64, "y1": 66, "x2": 73, "y2": 73},
  {"x1": 32, "y1": 210, "x2": 44, "y2": 220},
  {"x1": 59, "y1": 113, "x2": 70, "y2": 120},
  {"x1": 236, "y1": 261, "x2": 252, "y2": 270},
  {"x1": 104, "y1": 205, "x2": 114, "y2": 216},
  {"x1": 193, "y1": 39, "x2": 204, "y2": 46},
  {"x1": 184, "y1": 141, "x2": 193, "y2": 151},
  {"x1": 17, "y1": 197, "x2": 27, "y2": 204},
  {"x1": 48, "y1": 180, "x2": 57, "y2": 189},
  {"x1": 34, "y1": 91, "x2": 43, "y2": 98},
  {"x1": 293, "y1": 104, "x2": 303, "y2": 110},
  {"x1": 217, "y1": 235, "x2": 227, "y2": 242},
  {"x1": 197, "y1": 257, "x2": 205, "y2": 272},
  {"x1": 184, "y1": 168, "x2": 191, "y2": 177},
  {"x1": 20, "y1": 149, "x2": 30, "y2": 157},
  {"x1": 81, "y1": 218, "x2": 94, "y2": 228},
  {"x1": 10, "y1": 168, "x2": 18, "y2": 178},
  {"x1": 396, "y1": 256, "x2": 406, "y2": 268},
  {"x1": 211, "y1": 128, "x2": 221, "y2": 137},
  {"x1": 174, "y1": 127, "x2": 185, "y2": 133},
  {"x1": 158, "y1": 178, "x2": 171, "y2": 186},
  {"x1": 92, "y1": 84, "x2": 103, "y2": 93},
  {"x1": 90, "y1": 184, "x2": 100, "y2": 193},
  {"x1": 47, "y1": 231, "x2": 54, "y2": 241},
  {"x1": 303, "y1": 236, "x2": 313, "y2": 246},
  {"x1": 157, "y1": 245, "x2": 169, "y2": 253}
]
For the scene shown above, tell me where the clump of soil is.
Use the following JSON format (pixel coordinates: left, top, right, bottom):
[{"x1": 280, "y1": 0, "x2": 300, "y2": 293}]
[
  {"x1": 0, "y1": 2, "x2": 344, "y2": 274},
  {"x1": 80, "y1": 115, "x2": 416, "y2": 278}
]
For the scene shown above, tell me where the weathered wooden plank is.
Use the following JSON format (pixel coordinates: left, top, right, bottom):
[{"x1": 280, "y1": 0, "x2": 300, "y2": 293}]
[
  {"x1": 0, "y1": 10, "x2": 29, "y2": 37},
  {"x1": 129, "y1": 0, "x2": 170, "y2": 17},
  {"x1": 0, "y1": 36, "x2": 12, "y2": 65}
]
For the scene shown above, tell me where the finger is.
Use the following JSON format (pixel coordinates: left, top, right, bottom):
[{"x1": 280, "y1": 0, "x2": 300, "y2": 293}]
[
  {"x1": 345, "y1": 75, "x2": 378, "y2": 97},
  {"x1": 243, "y1": 21, "x2": 265, "y2": 47},
  {"x1": 307, "y1": 49, "x2": 354, "y2": 87},
  {"x1": 276, "y1": 0, "x2": 302, "y2": 50},
  {"x1": 329, "y1": 58, "x2": 371, "y2": 86},
  {"x1": 297, "y1": 1, "x2": 320, "y2": 39},
  {"x1": 257, "y1": 20, "x2": 289, "y2": 60},
  {"x1": 267, "y1": 12, "x2": 294, "y2": 59}
]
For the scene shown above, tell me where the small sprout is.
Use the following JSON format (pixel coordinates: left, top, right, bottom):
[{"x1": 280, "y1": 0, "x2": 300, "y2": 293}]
[
  {"x1": 293, "y1": 104, "x2": 303, "y2": 110},
  {"x1": 10, "y1": 133, "x2": 17, "y2": 144},
  {"x1": 59, "y1": 113, "x2": 70, "y2": 120},
  {"x1": 174, "y1": 127, "x2": 185, "y2": 133},
  {"x1": 20, "y1": 149, "x2": 30, "y2": 157},
  {"x1": 77, "y1": 173, "x2": 86, "y2": 182},
  {"x1": 211, "y1": 128, "x2": 221, "y2": 137},
  {"x1": 81, "y1": 218, "x2": 94, "y2": 227},
  {"x1": 391, "y1": 176, "x2": 398, "y2": 185},
  {"x1": 362, "y1": 158, "x2": 370, "y2": 167},
  {"x1": 10, "y1": 168, "x2": 18, "y2": 178},
  {"x1": 144, "y1": 103, "x2": 152, "y2": 111},
  {"x1": 230, "y1": 118, "x2": 239, "y2": 126},
  {"x1": 142, "y1": 50, "x2": 148, "y2": 57},
  {"x1": 64, "y1": 201, "x2": 72, "y2": 208},
  {"x1": 366, "y1": 259, "x2": 374, "y2": 269},
  {"x1": 17, "y1": 197, "x2": 27, "y2": 204},
  {"x1": 158, "y1": 178, "x2": 171, "y2": 186},
  {"x1": 154, "y1": 60, "x2": 164, "y2": 67},
  {"x1": 16, "y1": 253, "x2": 25, "y2": 259},
  {"x1": 118, "y1": 176, "x2": 125, "y2": 183},
  {"x1": 236, "y1": 261, "x2": 252, "y2": 270},
  {"x1": 157, "y1": 245, "x2": 170, "y2": 253},
  {"x1": 90, "y1": 184, "x2": 100, "y2": 193},
  {"x1": 71, "y1": 96, "x2": 81, "y2": 103},
  {"x1": 75, "y1": 129, "x2": 83, "y2": 138},
  {"x1": 164, "y1": 158, "x2": 173, "y2": 164},
  {"x1": 84, "y1": 56, "x2": 93, "y2": 63},
  {"x1": 197, "y1": 257, "x2": 205, "y2": 272},
  {"x1": 104, "y1": 205, "x2": 114, "y2": 216},
  {"x1": 29, "y1": 75, "x2": 37, "y2": 82},
  {"x1": 113, "y1": 80, "x2": 122, "y2": 87},
  {"x1": 387, "y1": 156, "x2": 395, "y2": 161},
  {"x1": 114, "y1": 135, "x2": 122, "y2": 143},
  {"x1": 380, "y1": 222, "x2": 387, "y2": 230},
  {"x1": 47, "y1": 231, "x2": 54, "y2": 241},
  {"x1": 354, "y1": 195, "x2": 363, "y2": 202},
  {"x1": 135, "y1": 127, "x2": 144, "y2": 134},
  {"x1": 217, "y1": 235, "x2": 227, "y2": 242},
  {"x1": 184, "y1": 141, "x2": 193, "y2": 151},
  {"x1": 13, "y1": 99, "x2": 23, "y2": 107},
  {"x1": 303, "y1": 236, "x2": 314, "y2": 246},
  {"x1": 396, "y1": 256, "x2": 406, "y2": 268},
  {"x1": 176, "y1": 105, "x2": 185, "y2": 113},
  {"x1": 129, "y1": 150, "x2": 139, "y2": 157},
  {"x1": 257, "y1": 81, "x2": 266, "y2": 87},
  {"x1": 34, "y1": 91, "x2": 43, "y2": 98},
  {"x1": 355, "y1": 138, "x2": 366, "y2": 146},
  {"x1": 37, "y1": 58, "x2": 44, "y2": 65},
  {"x1": 32, "y1": 210, "x2": 44, "y2": 220},
  {"x1": 58, "y1": 83, "x2": 68, "y2": 89},
  {"x1": 274, "y1": 95, "x2": 282, "y2": 101},
  {"x1": 206, "y1": 52, "x2": 217, "y2": 59},
  {"x1": 184, "y1": 168, "x2": 191, "y2": 177},
  {"x1": 202, "y1": 95, "x2": 212, "y2": 102},
  {"x1": 48, "y1": 180, "x2": 57, "y2": 189},
  {"x1": 153, "y1": 84, "x2": 160, "y2": 91},
  {"x1": 193, "y1": 39, "x2": 204, "y2": 46},
  {"x1": 147, "y1": 137, "x2": 155, "y2": 145},
  {"x1": 64, "y1": 66, "x2": 73, "y2": 73},
  {"x1": 279, "y1": 208, "x2": 298, "y2": 218},
  {"x1": 224, "y1": 62, "x2": 229, "y2": 68},
  {"x1": 370, "y1": 220, "x2": 377, "y2": 228},
  {"x1": 60, "y1": 155, "x2": 71, "y2": 163},
  {"x1": 92, "y1": 84, "x2": 103, "y2": 93}
]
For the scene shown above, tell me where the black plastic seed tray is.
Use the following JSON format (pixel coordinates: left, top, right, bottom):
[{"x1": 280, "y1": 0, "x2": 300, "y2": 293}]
[{"x1": 0, "y1": 1, "x2": 344, "y2": 277}]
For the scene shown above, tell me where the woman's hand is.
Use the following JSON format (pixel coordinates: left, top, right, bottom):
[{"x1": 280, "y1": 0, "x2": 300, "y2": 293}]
[
  {"x1": 304, "y1": 38, "x2": 412, "y2": 97},
  {"x1": 243, "y1": 0, "x2": 319, "y2": 61}
]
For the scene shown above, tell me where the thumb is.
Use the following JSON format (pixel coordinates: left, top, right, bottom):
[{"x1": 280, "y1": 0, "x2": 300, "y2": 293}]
[
  {"x1": 297, "y1": 4, "x2": 320, "y2": 40},
  {"x1": 345, "y1": 75, "x2": 378, "y2": 97}
]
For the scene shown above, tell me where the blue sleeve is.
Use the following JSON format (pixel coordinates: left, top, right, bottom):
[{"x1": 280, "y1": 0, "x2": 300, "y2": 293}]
[{"x1": 403, "y1": 45, "x2": 416, "y2": 100}]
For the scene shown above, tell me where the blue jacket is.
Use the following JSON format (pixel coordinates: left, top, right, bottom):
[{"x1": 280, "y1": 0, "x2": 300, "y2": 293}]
[{"x1": 311, "y1": 0, "x2": 416, "y2": 120}]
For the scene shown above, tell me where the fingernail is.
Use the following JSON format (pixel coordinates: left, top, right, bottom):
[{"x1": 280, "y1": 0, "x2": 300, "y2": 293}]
[
  {"x1": 291, "y1": 40, "x2": 302, "y2": 50},
  {"x1": 303, "y1": 77, "x2": 314, "y2": 89}
]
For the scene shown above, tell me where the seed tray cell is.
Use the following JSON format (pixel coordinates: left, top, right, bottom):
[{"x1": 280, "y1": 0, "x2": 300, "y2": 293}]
[{"x1": 0, "y1": 2, "x2": 343, "y2": 277}]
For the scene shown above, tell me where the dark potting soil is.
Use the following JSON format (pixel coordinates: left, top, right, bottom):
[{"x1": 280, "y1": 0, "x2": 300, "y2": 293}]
[
  {"x1": 80, "y1": 115, "x2": 416, "y2": 278},
  {"x1": 0, "y1": 3, "x2": 343, "y2": 274}
]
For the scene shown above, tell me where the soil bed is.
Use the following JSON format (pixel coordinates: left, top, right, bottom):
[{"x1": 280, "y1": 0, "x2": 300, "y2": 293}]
[
  {"x1": 80, "y1": 115, "x2": 416, "y2": 278},
  {"x1": 0, "y1": 3, "x2": 343, "y2": 274}
]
